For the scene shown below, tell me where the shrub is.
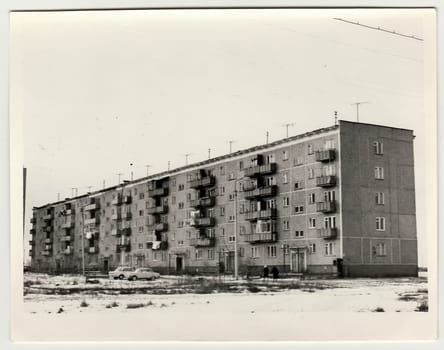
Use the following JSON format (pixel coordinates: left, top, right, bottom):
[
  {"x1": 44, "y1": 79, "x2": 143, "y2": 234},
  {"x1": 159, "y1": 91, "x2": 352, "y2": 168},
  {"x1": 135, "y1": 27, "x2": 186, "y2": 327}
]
[
  {"x1": 57, "y1": 307, "x2": 64, "y2": 313},
  {"x1": 247, "y1": 285, "x2": 260, "y2": 293},
  {"x1": 80, "y1": 300, "x2": 89, "y2": 307},
  {"x1": 373, "y1": 307, "x2": 385, "y2": 312},
  {"x1": 416, "y1": 301, "x2": 428, "y2": 312},
  {"x1": 111, "y1": 301, "x2": 119, "y2": 307},
  {"x1": 126, "y1": 303, "x2": 147, "y2": 309}
]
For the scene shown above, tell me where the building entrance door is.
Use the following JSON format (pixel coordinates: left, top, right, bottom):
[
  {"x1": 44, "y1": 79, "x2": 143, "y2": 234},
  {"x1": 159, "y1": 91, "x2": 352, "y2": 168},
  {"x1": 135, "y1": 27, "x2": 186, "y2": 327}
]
[
  {"x1": 291, "y1": 249, "x2": 306, "y2": 273},
  {"x1": 225, "y1": 252, "x2": 234, "y2": 272},
  {"x1": 103, "y1": 258, "x2": 109, "y2": 272},
  {"x1": 176, "y1": 256, "x2": 183, "y2": 273}
]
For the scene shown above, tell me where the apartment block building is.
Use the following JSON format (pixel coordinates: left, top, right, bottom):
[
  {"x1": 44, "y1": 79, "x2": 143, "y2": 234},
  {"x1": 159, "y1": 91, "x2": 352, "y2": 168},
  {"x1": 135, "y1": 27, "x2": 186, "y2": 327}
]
[{"x1": 28, "y1": 120, "x2": 418, "y2": 277}]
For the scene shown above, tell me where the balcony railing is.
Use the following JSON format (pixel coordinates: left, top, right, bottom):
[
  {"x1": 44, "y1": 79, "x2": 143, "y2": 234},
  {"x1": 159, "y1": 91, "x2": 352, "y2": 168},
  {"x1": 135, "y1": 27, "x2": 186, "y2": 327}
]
[
  {"x1": 116, "y1": 244, "x2": 131, "y2": 253},
  {"x1": 29, "y1": 250, "x2": 34, "y2": 256},
  {"x1": 315, "y1": 149, "x2": 336, "y2": 162},
  {"x1": 43, "y1": 213, "x2": 53, "y2": 221},
  {"x1": 190, "y1": 237, "x2": 215, "y2": 247},
  {"x1": 64, "y1": 247, "x2": 72, "y2": 255},
  {"x1": 87, "y1": 246, "x2": 99, "y2": 254},
  {"x1": 148, "y1": 187, "x2": 169, "y2": 197},
  {"x1": 244, "y1": 185, "x2": 277, "y2": 199},
  {"x1": 316, "y1": 175, "x2": 337, "y2": 187},
  {"x1": 84, "y1": 217, "x2": 99, "y2": 225},
  {"x1": 244, "y1": 232, "x2": 277, "y2": 243},
  {"x1": 30, "y1": 218, "x2": 37, "y2": 224},
  {"x1": 44, "y1": 226, "x2": 53, "y2": 233},
  {"x1": 30, "y1": 229, "x2": 36, "y2": 235},
  {"x1": 85, "y1": 230, "x2": 99, "y2": 240},
  {"x1": 124, "y1": 212, "x2": 132, "y2": 220},
  {"x1": 42, "y1": 250, "x2": 52, "y2": 257},
  {"x1": 318, "y1": 227, "x2": 338, "y2": 239},
  {"x1": 189, "y1": 197, "x2": 216, "y2": 208},
  {"x1": 65, "y1": 208, "x2": 74, "y2": 215},
  {"x1": 147, "y1": 205, "x2": 168, "y2": 215},
  {"x1": 111, "y1": 196, "x2": 122, "y2": 206},
  {"x1": 28, "y1": 240, "x2": 35, "y2": 246},
  {"x1": 153, "y1": 223, "x2": 168, "y2": 232},
  {"x1": 111, "y1": 213, "x2": 122, "y2": 221},
  {"x1": 84, "y1": 203, "x2": 99, "y2": 211},
  {"x1": 44, "y1": 238, "x2": 52, "y2": 244},
  {"x1": 61, "y1": 235, "x2": 72, "y2": 242},
  {"x1": 189, "y1": 176, "x2": 216, "y2": 189},
  {"x1": 244, "y1": 208, "x2": 277, "y2": 221},
  {"x1": 123, "y1": 195, "x2": 132, "y2": 204},
  {"x1": 61, "y1": 220, "x2": 74, "y2": 229},
  {"x1": 316, "y1": 201, "x2": 336, "y2": 213},
  {"x1": 150, "y1": 241, "x2": 168, "y2": 250},
  {"x1": 244, "y1": 163, "x2": 277, "y2": 177},
  {"x1": 190, "y1": 217, "x2": 216, "y2": 227}
]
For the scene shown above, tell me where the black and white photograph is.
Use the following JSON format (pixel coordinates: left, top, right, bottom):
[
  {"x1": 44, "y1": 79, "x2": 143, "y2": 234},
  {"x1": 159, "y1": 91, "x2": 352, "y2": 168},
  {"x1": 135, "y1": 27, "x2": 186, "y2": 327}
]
[{"x1": 7, "y1": 4, "x2": 438, "y2": 343}]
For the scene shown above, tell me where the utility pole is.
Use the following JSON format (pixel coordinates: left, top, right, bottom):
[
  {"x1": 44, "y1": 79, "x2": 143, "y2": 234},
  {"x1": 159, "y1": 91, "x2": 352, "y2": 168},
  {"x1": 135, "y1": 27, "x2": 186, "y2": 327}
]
[
  {"x1": 282, "y1": 123, "x2": 295, "y2": 138},
  {"x1": 208, "y1": 148, "x2": 211, "y2": 159},
  {"x1": 130, "y1": 163, "x2": 134, "y2": 181},
  {"x1": 145, "y1": 165, "x2": 151, "y2": 177},
  {"x1": 233, "y1": 180, "x2": 239, "y2": 280},
  {"x1": 57, "y1": 192, "x2": 60, "y2": 201},
  {"x1": 228, "y1": 140, "x2": 237, "y2": 153},
  {"x1": 116, "y1": 173, "x2": 123, "y2": 185},
  {"x1": 334, "y1": 111, "x2": 338, "y2": 125},
  {"x1": 351, "y1": 101, "x2": 370, "y2": 122},
  {"x1": 184, "y1": 153, "x2": 192, "y2": 166},
  {"x1": 81, "y1": 207, "x2": 85, "y2": 276}
]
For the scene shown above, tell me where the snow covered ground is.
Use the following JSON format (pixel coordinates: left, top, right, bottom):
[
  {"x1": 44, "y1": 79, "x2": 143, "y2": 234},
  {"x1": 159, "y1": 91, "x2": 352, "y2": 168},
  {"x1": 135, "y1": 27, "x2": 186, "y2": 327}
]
[{"x1": 23, "y1": 273, "x2": 428, "y2": 314}]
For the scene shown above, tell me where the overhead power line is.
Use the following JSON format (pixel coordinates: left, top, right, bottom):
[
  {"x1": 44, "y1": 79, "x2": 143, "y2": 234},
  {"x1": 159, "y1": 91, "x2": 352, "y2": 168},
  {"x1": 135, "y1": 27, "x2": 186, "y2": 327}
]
[{"x1": 333, "y1": 18, "x2": 424, "y2": 41}]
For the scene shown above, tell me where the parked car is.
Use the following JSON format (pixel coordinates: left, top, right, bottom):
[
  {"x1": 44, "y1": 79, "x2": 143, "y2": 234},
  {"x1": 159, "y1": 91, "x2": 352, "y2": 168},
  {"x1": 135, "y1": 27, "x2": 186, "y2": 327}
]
[
  {"x1": 109, "y1": 266, "x2": 135, "y2": 280},
  {"x1": 127, "y1": 267, "x2": 160, "y2": 281}
]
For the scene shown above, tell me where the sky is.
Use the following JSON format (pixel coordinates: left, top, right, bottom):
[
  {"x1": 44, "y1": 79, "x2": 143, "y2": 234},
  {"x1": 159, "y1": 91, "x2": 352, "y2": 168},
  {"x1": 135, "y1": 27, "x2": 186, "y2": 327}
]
[{"x1": 10, "y1": 8, "x2": 435, "y2": 267}]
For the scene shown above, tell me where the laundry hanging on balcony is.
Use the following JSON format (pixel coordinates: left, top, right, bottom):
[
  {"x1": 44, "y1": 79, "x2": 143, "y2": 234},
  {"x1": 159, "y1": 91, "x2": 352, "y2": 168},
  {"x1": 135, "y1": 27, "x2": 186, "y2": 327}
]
[{"x1": 152, "y1": 241, "x2": 161, "y2": 250}]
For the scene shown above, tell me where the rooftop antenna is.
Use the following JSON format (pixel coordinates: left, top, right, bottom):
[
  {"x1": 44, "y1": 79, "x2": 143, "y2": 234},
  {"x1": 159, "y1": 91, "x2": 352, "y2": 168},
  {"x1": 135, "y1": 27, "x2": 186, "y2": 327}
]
[
  {"x1": 57, "y1": 193, "x2": 60, "y2": 201},
  {"x1": 145, "y1": 164, "x2": 151, "y2": 177},
  {"x1": 227, "y1": 140, "x2": 237, "y2": 153},
  {"x1": 208, "y1": 148, "x2": 211, "y2": 159},
  {"x1": 116, "y1": 173, "x2": 123, "y2": 185},
  {"x1": 266, "y1": 131, "x2": 269, "y2": 144},
  {"x1": 334, "y1": 111, "x2": 338, "y2": 125},
  {"x1": 183, "y1": 153, "x2": 192, "y2": 166},
  {"x1": 102, "y1": 180, "x2": 106, "y2": 189},
  {"x1": 351, "y1": 101, "x2": 370, "y2": 122},
  {"x1": 87, "y1": 186, "x2": 93, "y2": 193},
  {"x1": 130, "y1": 163, "x2": 134, "y2": 181},
  {"x1": 282, "y1": 123, "x2": 295, "y2": 138},
  {"x1": 167, "y1": 161, "x2": 171, "y2": 171}
]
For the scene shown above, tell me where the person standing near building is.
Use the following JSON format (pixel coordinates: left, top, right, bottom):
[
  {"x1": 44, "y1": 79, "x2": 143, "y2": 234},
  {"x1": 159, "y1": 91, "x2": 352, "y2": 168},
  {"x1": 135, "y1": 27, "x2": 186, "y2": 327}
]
[
  {"x1": 272, "y1": 266, "x2": 279, "y2": 280},
  {"x1": 263, "y1": 265, "x2": 269, "y2": 279}
]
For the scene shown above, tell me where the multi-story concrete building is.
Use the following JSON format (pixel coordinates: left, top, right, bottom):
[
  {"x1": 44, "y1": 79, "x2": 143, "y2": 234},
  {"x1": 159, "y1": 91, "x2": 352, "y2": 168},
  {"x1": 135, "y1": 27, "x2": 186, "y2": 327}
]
[{"x1": 28, "y1": 121, "x2": 418, "y2": 277}]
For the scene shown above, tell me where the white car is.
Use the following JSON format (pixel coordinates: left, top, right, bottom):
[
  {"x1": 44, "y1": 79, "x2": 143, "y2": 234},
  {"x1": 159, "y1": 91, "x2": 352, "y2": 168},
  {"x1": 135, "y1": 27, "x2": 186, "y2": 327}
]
[
  {"x1": 109, "y1": 266, "x2": 135, "y2": 280},
  {"x1": 127, "y1": 267, "x2": 160, "y2": 281}
]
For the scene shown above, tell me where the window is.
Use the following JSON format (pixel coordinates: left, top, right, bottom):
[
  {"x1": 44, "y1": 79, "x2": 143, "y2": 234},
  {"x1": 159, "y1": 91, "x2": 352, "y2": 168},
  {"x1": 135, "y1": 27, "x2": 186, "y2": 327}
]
[
  {"x1": 375, "y1": 243, "x2": 387, "y2": 256},
  {"x1": 267, "y1": 246, "x2": 277, "y2": 257},
  {"x1": 239, "y1": 203, "x2": 245, "y2": 214},
  {"x1": 228, "y1": 172, "x2": 236, "y2": 181},
  {"x1": 283, "y1": 220, "x2": 290, "y2": 231},
  {"x1": 376, "y1": 192, "x2": 385, "y2": 205},
  {"x1": 373, "y1": 141, "x2": 384, "y2": 155},
  {"x1": 178, "y1": 240, "x2": 184, "y2": 245},
  {"x1": 171, "y1": 232, "x2": 176, "y2": 241},
  {"x1": 266, "y1": 154, "x2": 275, "y2": 164},
  {"x1": 134, "y1": 188, "x2": 138, "y2": 195},
  {"x1": 251, "y1": 247, "x2": 260, "y2": 258},
  {"x1": 308, "y1": 193, "x2": 316, "y2": 204},
  {"x1": 282, "y1": 173, "x2": 288, "y2": 184},
  {"x1": 295, "y1": 230, "x2": 304, "y2": 238},
  {"x1": 146, "y1": 242, "x2": 151, "y2": 249},
  {"x1": 178, "y1": 184, "x2": 185, "y2": 191},
  {"x1": 186, "y1": 193, "x2": 191, "y2": 202},
  {"x1": 309, "y1": 243, "x2": 316, "y2": 254},
  {"x1": 294, "y1": 181, "x2": 303, "y2": 190},
  {"x1": 308, "y1": 168, "x2": 314, "y2": 179},
  {"x1": 324, "y1": 139, "x2": 335, "y2": 150},
  {"x1": 138, "y1": 243, "x2": 143, "y2": 249},
  {"x1": 178, "y1": 220, "x2": 184, "y2": 228},
  {"x1": 376, "y1": 217, "x2": 386, "y2": 231},
  {"x1": 308, "y1": 144, "x2": 313, "y2": 155},
  {"x1": 325, "y1": 242, "x2": 334, "y2": 256},
  {"x1": 228, "y1": 193, "x2": 235, "y2": 201},
  {"x1": 324, "y1": 216, "x2": 336, "y2": 228},
  {"x1": 375, "y1": 167, "x2": 384, "y2": 180},
  {"x1": 294, "y1": 205, "x2": 304, "y2": 213},
  {"x1": 266, "y1": 199, "x2": 277, "y2": 209},
  {"x1": 228, "y1": 215, "x2": 235, "y2": 222},
  {"x1": 323, "y1": 164, "x2": 335, "y2": 176},
  {"x1": 239, "y1": 225, "x2": 246, "y2": 234},
  {"x1": 139, "y1": 193, "x2": 145, "y2": 200},
  {"x1": 283, "y1": 197, "x2": 290, "y2": 207},
  {"x1": 294, "y1": 157, "x2": 304, "y2": 166},
  {"x1": 139, "y1": 210, "x2": 144, "y2": 217},
  {"x1": 195, "y1": 249, "x2": 203, "y2": 260},
  {"x1": 266, "y1": 176, "x2": 276, "y2": 186},
  {"x1": 220, "y1": 228, "x2": 225, "y2": 236},
  {"x1": 239, "y1": 247, "x2": 245, "y2": 257},
  {"x1": 282, "y1": 150, "x2": 288, "y2": 161},
  {"x1": 138, "y1": 226, "x2": 143, "y2": 233},
  {"x1": 228, "y1": 236, "x2": 236, "y2": 242},
  {"x1": 208, "y1": 249, "x2": 215, "y2": 260},
  {"x1": 239, "y1": 161, "x2": 244, "y2": 170},
  {"x1": 171, "y1": 196, "x2": 176, "y2": 205},
  {"x1": 219, "y1": 186, "x2": 225, "y2": 195},
  {"x1": 309, "y1": 218, "x2": 316, "y2": 228},
  {"x1": 220, "y1": 207, "x2": 225, "y2": 216},
  {"x1": 324, "y1": 190, "x2": 336, "y2": 202},
  {"x1": 220, "y1": 166, "x2": 225, "y2": 175}
]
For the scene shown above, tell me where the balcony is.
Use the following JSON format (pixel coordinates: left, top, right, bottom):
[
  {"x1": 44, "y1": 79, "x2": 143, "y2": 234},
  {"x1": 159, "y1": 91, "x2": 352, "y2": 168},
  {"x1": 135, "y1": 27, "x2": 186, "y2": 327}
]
[
  {"x1": 244, "y1": 208, "x2": 277, "y2": 221},
  {"x1": 111, "y1": 196, "x2": 122, "y2": 206},
  {"x1": 111, "y1": 213, "x2": 122, "y2": 221},
  {"x1": 43, "y1": 213, "x2": 53, "y2": 221},
  {"x1": 28, "y1": 240, "x2": 35, "y2": 246},
  {"x1": 315, "y1": 149, "x2": 336, "y2": 162},
  {"x1": 154, "y1": 223, "x2": 168, "y2": 232},
  {"x1": 61, "y1": 235, "x2": 72, "y2": 242},
  {"x1": 123, "y1": 195, "x2": 132, "y2": 204},
  {"x1": 150, "y1": 241, "x2": 168, "y2": 250},
  {"x1": 121, "y1": 227, "x2": 132, "y2": 236},
  {"x1": 30, "y1": 218, "x2": 36, "y2": 224},
  {"x1": 65, "y1": 208, "x2": 75, "y2": 215},
  {"x1": 190, "y1": 217, "x2": 216, "y2": 227},
  {"x1": 190, "y1": 237, "x2": 215, "y2": 247},
  {"x1": 318, "y1": 227, "x2": 338, "y2": 240},
  {"x1": 244, "y1": 163, "x2": 277, "y2": 177},
  {"x1": 30, "y1": 228, "x2": 36, "y2": 235},
  {"x1": 61, "y1": 220, "x2": 74, "y2": 229},
  {"x1": 44, "y1": 238, "x2": 52, "y2": 244},
  {"x1": 116, "y1": 244, "x2": 131, "y2": 253},
  {"x1": 147, "y1": 205, "x2": 168, "y2": 215},
  {"x1": 29, "y1": 250, "x2": 34, "y2": 257},
  {"x1": 111, "y1": 228, "x2": 119, "y2": 236},
  {"x1": 44, "y1": 226, "x2": 53, "y2": 233},
  {"x1": 123, "y1": 212, "x2": 132, "y2": 220},
  {"x1": 244, "y1": 185, "x2": 278, "y2": 199},
  {"x1": 316, "y1": 175, "x2": 337, "y2": 187},
  {"x1": 189, "y1": 197, "x2": 216, "y2": 208},
  {"x1": 84, "y1": 217, "x2": 99, "y2": 225},
  {"x1": 85, "y1": 230, "x2": 98, "y2": 240},
  {"x1": 244, "y1": 232, "x2": 277, "y2": 243},
  {"x1": 148, "y1": 187, "x2": 169, "y2": 197},
  {"x1": 84, "y1": 203, "x2": 99, "y2": 211},
  {"x1": 189, "y1": 176, "x2": 216, "y2": 189},
  {"x1": 316, "y1": 201, "x2": 336, "y2": 213},
  {"x1": 64, "y1": 247, "x2": 72, "y2": 255},
  {"x1": 42, "y1": 250, "x2": 52, "y2": 257}
]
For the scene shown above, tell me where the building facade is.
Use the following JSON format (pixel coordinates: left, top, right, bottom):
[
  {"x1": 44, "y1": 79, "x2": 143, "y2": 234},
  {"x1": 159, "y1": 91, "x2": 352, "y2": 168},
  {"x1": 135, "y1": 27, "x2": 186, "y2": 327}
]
[{"x1": 28, "y1": 121, "x2": 418, "y2": 277}]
